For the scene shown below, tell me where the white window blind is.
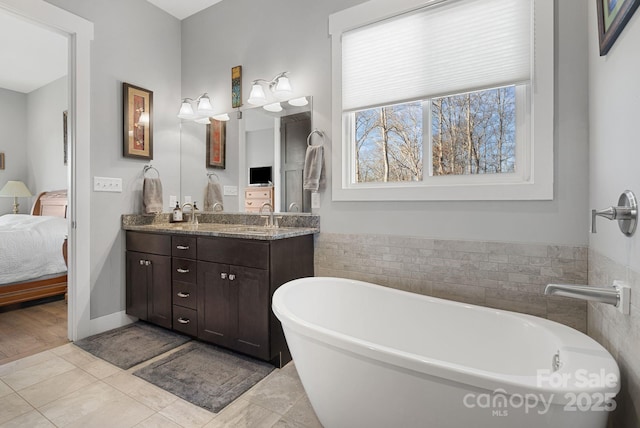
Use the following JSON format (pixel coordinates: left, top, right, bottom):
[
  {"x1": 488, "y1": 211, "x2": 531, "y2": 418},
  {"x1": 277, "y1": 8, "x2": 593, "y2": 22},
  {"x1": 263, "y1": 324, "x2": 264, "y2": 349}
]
[{"x1": 342, "y1": 0, "x2": 532, "y2": 112}]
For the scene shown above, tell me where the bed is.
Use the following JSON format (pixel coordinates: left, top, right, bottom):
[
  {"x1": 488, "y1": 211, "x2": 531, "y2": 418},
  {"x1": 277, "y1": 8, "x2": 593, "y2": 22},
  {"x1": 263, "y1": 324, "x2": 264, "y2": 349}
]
[{"x1": 0, "y1": 190, "x2": 68, "y2": 306}]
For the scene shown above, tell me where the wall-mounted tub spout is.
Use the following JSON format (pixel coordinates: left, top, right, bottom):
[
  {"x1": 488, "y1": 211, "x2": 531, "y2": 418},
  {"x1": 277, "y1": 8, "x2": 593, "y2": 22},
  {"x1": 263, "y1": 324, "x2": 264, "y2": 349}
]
[{"x1": 545, "y1": 281, "x2": 630, "y2": 314}]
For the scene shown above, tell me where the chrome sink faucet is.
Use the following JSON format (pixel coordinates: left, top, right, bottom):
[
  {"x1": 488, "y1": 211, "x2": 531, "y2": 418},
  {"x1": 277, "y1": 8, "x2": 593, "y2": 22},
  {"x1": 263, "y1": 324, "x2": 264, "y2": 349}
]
[
  {"x1": 182, "y1": 202, "x2": 198, "y2": 225},
  {"x1": 260, "y1": 202, "x2": 274, "y2": 228}
]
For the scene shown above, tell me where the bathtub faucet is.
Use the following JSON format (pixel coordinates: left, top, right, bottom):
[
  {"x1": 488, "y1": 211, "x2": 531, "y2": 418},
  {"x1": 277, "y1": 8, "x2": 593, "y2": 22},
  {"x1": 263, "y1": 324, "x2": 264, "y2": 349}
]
[{"x1": 544, "y1": 281, "x2": 630, "y2": 314}]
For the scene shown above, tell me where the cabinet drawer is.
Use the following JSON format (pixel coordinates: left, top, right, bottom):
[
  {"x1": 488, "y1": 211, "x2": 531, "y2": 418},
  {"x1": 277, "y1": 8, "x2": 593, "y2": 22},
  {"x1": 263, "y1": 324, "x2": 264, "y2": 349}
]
[
  {"x1": 172, "y1": 236, "x2": 196, "y2": 259},
  {"x1": 245, "y1": 198, "x2": 271, "y2": 209},
  {"x1": 245, "y1": 189, "x2": 273, "y2": 199},
  {"x1": 172, "y1": 258, "x2": 197, "y2": 283},
  {"x1": 197, "y1": 237, "x2": 269, "y2": 269},
  {"x1": 126, "y1": 232, "x2": 171, "y2": 256},
  {"x1": 173, "y1": 305, "x2": 197, "y2": 336},
  {"x1": 172, "y1": 282, "x2": 196, "y2": 310}
]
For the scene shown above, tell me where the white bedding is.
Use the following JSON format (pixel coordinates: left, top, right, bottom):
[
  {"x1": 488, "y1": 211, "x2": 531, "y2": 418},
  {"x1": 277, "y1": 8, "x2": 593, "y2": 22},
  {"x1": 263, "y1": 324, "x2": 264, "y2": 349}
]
[{"x1": 0, "y1": 214, "x2": 68, "y2": 284}]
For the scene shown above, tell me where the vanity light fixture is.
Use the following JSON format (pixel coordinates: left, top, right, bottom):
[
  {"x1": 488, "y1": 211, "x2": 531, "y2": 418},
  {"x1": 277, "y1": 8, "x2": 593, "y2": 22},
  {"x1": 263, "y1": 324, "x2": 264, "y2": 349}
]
[
  {"x1": 177, "y1": 93, "x2": 229, "y2": 123},
  {"x1": 263, "y1": 102, "x2": 283, "y2": 112},
  {"x1": 247, "y1": 71, "x2": 293, "y2": 106},
  {"x1": 288, "y1": 97, "x2": 308, "y2": 107}
]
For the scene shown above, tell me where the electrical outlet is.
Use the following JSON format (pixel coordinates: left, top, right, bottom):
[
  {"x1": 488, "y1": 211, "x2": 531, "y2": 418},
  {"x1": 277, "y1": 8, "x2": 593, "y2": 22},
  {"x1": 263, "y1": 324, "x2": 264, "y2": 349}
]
[
  {"x1": 311, "y1": 192, "x2": 320, "y2": 209},
  {"x1": 169, "y1": 195, "x2": 177, "y2": 208},
  {"x1": 184, "y1": 195, "x2": 192, "y2": 204},
  {"x1": 93, "y1": 176, "x2": 122, "y2": 192}
]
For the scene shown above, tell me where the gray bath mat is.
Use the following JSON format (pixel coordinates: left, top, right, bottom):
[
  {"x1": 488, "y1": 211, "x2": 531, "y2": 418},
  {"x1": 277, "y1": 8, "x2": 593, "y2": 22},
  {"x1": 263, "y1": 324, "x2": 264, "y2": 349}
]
[
  {"x1": 133, "y1": 341, "x2": 274, "y2": 413},
  {"x1": 74, "y1": 322, "x2": 191, "y2": 369}
]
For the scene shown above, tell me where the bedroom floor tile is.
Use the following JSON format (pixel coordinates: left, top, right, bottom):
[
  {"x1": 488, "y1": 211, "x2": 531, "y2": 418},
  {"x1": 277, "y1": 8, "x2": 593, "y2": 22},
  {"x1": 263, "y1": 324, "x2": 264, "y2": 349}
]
[{"x1": 0, "y1": 343, "x2": 321, "y2": 428}]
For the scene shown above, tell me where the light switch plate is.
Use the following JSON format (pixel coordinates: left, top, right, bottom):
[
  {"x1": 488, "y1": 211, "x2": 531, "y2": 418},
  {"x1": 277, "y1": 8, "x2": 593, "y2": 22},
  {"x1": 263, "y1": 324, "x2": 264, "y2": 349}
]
[
  {"x1": 184, "y1": 195, "x2": 192, "y2": 203},
  {"x1": 94, "y1": 176, "x2": 122, "y2": 192},
  {"x1": 169, "y1": 195, "x2": 177, "y2": 208},
  {"x1": 224, "y1": 186, "x2": 238, "y2": 196}
]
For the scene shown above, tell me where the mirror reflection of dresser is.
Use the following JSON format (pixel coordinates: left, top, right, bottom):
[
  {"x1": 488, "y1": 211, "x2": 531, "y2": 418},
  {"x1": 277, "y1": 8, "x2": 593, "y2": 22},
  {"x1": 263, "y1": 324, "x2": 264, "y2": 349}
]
[{"x1": 244, "y1": 186, "x2": 274, "y2": 213}]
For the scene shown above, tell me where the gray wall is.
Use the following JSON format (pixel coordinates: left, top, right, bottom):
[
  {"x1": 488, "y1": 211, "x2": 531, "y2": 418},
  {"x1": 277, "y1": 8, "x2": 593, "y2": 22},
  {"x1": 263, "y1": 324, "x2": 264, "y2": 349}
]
[
  {"x1": 181, "y1": 0, "x2": 589, "y2": 246},
  {"x1": 0, "y1": 87, "x2": 28, "y2": 214},
  {"x1": 45, "y1": 0, "x2": 182, "y2": 318},
  {"x1": 587, "y1": 0, "x2": 640, "y2": 425},
  {"x1": 26, "y1": 76, "x2": 68, "y2": 196}
]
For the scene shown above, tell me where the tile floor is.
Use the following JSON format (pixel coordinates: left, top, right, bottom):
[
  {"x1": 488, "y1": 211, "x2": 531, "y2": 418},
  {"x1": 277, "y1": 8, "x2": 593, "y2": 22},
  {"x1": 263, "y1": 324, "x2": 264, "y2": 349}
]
[{"x1": 0, "y1": 342, "x2": 323, "y2": 428}]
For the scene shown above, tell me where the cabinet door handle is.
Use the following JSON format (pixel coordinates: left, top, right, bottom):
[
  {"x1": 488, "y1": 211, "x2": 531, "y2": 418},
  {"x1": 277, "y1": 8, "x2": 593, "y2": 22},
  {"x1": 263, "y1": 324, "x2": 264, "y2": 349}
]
[
  {"x1": 176, "y1": 245, "x2": 190, "y2": 250},
  {"x1": 176, "y1": 268, "x2": 190, "y2": 274},
  {"x1": 145, "y1": 260, "x2": 151, "y2": 266},
  {"x1": 228, "y1": 274, "x2": 236, "y2": 281},
  {"x1": 177, "y1": 292, "x2": 190, "y2": 298},
  {"x1": 177, "y1": 317, "x2": 190, "y2": 324},
  {"x1": 220, "y1": 272, "x2": 228, "y2": 279},
  {"x1": 139, "y1": 260, "x2": 145, "y2": 265}
]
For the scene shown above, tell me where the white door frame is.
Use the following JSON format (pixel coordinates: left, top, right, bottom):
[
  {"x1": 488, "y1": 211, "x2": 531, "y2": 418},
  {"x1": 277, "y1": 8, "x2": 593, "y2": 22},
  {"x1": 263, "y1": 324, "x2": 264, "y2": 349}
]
[{"x1": 0, "y1": 0, "x2": 93, "y2": 341}]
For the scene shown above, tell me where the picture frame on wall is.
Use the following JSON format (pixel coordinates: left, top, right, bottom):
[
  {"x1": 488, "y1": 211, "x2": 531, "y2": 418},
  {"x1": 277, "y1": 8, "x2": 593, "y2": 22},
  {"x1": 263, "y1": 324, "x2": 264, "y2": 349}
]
[
  {"x1": 123, "y1": 82, "x2": 153, "y2": 159},
  {"x1": 232, "y1": 65, "x2": 242, "y2": 108},
  {"x1": 63, "y1": 110, "x2": 68, "y2": 165},
  {"x1": 597, "y1": 0, "x2": 640, "y2": 55},
  {"x1": 206, "y1": 119, "x2": 226, "y2": 169}
]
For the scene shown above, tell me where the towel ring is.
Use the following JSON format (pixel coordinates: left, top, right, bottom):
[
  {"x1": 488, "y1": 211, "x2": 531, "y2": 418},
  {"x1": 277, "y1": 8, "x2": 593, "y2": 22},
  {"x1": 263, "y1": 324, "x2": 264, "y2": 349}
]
[
  {"x1": 307, "y1": 129, "x2": 324, "y2": 147},
  {"x1": 207, "y1": 172, "x2": 219, "y2": 183},
  {"x1": 143, "y1": 165, "x2": 160, "y2": 178}
]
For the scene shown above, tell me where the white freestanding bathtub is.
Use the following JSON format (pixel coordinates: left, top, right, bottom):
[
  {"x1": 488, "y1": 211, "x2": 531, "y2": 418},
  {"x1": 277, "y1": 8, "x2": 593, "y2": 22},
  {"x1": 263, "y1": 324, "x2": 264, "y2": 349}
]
[{"x1": 272, "y1": 277, "x2": 620, "y2": 428}]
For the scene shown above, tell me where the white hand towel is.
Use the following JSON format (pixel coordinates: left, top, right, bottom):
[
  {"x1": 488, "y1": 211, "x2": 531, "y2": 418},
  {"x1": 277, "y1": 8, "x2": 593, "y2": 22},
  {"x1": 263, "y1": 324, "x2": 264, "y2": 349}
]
[
  {"x1": 143, "y1": 177, "x2": 163, "y2": 214},
  {"x1": 303, "y1": 145, "x2": 324, "y2": 192},
  {"x1": 204, "y1": 181, "x2": 224, "y2": 211}
]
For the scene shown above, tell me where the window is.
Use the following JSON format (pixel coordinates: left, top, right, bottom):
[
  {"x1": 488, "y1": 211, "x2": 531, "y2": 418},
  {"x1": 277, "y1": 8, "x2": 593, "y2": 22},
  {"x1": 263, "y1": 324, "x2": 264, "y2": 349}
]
[{"x1": 329, "y1": 0, "x2": 553, "y2": 201}]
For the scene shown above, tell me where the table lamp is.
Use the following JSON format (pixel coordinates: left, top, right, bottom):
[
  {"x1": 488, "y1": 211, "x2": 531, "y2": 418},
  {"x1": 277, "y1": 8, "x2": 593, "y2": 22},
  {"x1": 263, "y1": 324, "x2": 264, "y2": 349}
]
[{"x1": 0, "y1": 180, "x2": 33, "y2": 214}]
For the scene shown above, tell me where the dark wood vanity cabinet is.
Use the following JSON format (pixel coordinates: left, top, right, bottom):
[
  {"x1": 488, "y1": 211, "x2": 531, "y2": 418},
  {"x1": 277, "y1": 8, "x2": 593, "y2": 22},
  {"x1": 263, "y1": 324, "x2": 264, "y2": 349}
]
[
  {"x1": 198, "y1": 261, "x2": 270, "y2": 359},
  {"x1": 125, "y1": 233, "x2": 172, "y2": 329},
  {"x1": 125, "y1": 230, "x2": 314, "y2": 366}
]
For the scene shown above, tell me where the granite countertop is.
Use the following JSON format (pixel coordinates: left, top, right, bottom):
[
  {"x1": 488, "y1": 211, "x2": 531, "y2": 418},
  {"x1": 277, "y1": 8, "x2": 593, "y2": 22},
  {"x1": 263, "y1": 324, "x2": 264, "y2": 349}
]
[{"x1": 122, "y1": 213, "x2": 319, "y2": 241}]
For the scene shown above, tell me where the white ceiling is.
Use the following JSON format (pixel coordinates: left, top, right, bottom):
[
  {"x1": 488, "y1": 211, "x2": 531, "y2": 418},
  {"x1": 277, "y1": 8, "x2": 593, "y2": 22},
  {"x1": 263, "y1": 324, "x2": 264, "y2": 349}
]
[
  {"x1": 145, "y1": 0, "x2": 223, "y2": 20},
  {"x1": 0, "y1": 11, "x2": 68, "y2": 94}
]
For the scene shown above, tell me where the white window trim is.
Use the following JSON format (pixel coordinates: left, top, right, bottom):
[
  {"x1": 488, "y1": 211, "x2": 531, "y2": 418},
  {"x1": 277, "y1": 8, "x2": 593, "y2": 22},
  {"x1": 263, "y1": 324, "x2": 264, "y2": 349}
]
[{"x1": 329, "y1": 0, "x2": 554, "y2": 201}]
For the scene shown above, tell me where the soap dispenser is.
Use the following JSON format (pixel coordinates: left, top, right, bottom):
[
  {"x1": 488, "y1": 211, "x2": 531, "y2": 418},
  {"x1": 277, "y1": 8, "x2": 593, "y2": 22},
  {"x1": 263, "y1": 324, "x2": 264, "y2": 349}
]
[{"x1": 172, "y1": 202, "x2": 183, "y2": 222}]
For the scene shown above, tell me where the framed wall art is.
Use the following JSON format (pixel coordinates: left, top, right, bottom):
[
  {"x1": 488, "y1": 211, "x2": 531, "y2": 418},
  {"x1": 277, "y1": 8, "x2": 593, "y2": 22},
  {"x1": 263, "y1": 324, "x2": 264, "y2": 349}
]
[
  {"x1": 63, "y1": 110, "x2": 68, "y2": 165},
  {"x1": 206, "y1": 119, "x2": 226, "y2": 169},
  {"x1": 232, "y1": 65, "x2": 242, "y2": 108},
  {"x1": 123, "y1": 82, "x2": 153, "y2": 159},
  {"x1": 597, "y1": 0, "x2": 640, "y2": 55}
]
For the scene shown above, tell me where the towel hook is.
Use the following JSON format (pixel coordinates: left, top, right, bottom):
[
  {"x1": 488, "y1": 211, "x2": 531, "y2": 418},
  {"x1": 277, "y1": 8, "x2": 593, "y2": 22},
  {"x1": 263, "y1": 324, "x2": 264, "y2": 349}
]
[
  {"x1": 207, "y1": 172, "x2": 219, "y2": 183},
  {"x1": 307, "y1": 129, "x2": 324, "y2": 147},
  {"x1": 143, "y1": 165, "x2": 160, "y2": 178}
]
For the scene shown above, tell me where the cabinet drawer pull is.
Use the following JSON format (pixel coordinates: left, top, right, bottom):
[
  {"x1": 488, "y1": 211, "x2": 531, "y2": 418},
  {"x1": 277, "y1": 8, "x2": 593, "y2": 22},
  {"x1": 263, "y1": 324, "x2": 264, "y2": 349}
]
[
  {"x1": 247, "y1": 201, "x2": 253, "y2": 206},
  {"x1": 177, "y1": 292, "x2": 190, "y2": 298},
  {"x1": 176, "y1": 268, "x2": 190, "y2": 274},
  {"x1": 228, "y1": 274, "x2": 236, "y2": 281},
  {"x1": 139, "y1": 260, "x2": 145, "y2": 265},
  {"x1": 176, "y1": 245, "x2": 190, "y2": 250},
  {"x1": 177, "y1": 317, "x2": 190, "y2": 324},
  {"x1": 145, "y1": 260, "x2": 152, "y2": 266},
  {"x1": 221, "y1": 272, "x2": 228, "y2": 279}
]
